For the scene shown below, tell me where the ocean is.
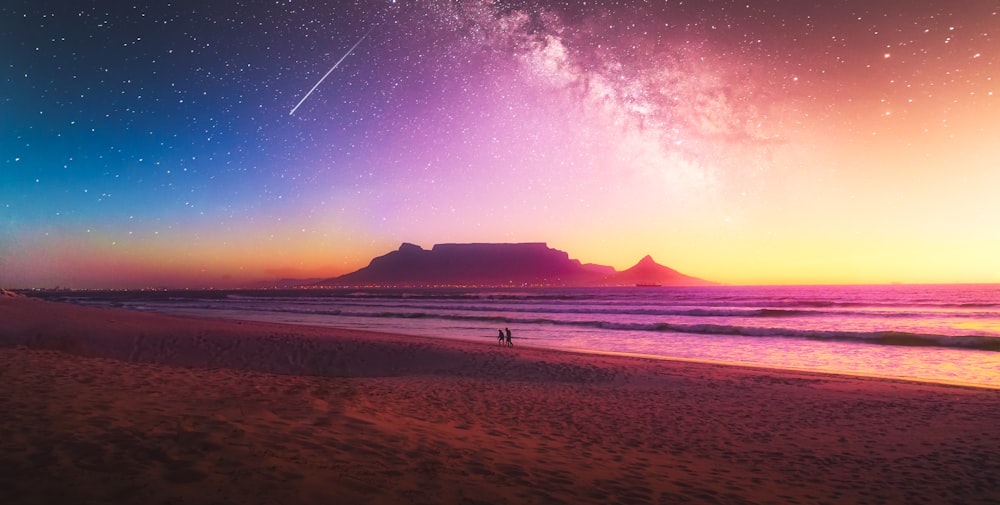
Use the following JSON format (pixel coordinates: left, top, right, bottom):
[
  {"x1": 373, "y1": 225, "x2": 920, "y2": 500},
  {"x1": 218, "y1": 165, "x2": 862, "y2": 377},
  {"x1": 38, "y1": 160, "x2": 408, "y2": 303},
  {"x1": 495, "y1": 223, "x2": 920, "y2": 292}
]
[{"x1": 47, "y1": 284, "x2": 1000, "y2": 388}]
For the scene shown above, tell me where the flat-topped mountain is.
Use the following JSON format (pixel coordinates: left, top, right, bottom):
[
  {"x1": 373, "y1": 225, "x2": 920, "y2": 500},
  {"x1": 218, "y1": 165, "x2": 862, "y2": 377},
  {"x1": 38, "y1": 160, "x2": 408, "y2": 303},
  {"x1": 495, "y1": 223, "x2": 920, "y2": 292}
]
[{"x1": 313, "y1": 243, "x2": 713, "y2": 287}]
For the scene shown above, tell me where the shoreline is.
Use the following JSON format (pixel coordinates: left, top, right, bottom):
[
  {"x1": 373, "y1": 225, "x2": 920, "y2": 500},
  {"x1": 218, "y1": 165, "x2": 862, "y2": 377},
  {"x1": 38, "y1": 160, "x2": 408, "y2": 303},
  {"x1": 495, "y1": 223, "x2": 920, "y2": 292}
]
[
  {"x1": 3, "y1": 294, "x2": 1000, "y2": 504},
  {"x1": 561, "y1": 347, "x2": 1000, "y2": 392},
  {"x1": 19, "y1": 287, "x2": 1000, "y2": 390},
  {"x1": 2, "y1": 293, "x2": 995, "y2": 391}
]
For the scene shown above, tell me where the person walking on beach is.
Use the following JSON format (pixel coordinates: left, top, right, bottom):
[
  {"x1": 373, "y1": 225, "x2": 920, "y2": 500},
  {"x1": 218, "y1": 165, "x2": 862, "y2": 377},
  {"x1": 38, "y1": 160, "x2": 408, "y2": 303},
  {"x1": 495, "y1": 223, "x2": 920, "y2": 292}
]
[
  {"x1": 505, "y1": 327, "x2": 513, "y2": 347},
  {"x1": 498, "y1": 329, "x2": 505, "y2": 346}
]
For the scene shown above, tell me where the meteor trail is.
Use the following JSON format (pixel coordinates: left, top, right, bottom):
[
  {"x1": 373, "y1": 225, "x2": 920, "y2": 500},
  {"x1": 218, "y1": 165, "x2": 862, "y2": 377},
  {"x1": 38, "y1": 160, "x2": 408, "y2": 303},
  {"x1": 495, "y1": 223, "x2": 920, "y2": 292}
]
[{"x1": 289, "y1": 28, "x2": 373, "y2": 116}]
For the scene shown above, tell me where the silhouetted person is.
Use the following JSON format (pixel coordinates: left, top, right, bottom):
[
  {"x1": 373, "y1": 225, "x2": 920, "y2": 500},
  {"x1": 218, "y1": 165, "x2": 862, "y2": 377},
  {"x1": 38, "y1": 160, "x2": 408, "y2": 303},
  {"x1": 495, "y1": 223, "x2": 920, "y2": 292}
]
[
  {"x1": 498, "y1": 329, "x2": 505, "y2": 346},
  {"x1": 505, "y1": 327, "x2": 513, "y2": 347}
]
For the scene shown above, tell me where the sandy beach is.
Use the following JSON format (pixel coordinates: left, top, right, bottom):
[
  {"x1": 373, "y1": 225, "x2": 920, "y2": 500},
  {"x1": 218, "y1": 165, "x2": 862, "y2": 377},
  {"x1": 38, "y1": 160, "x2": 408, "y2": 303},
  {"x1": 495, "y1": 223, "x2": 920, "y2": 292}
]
[{"x1": 1, "y1": 293, "x2": 999, "y2": 504}]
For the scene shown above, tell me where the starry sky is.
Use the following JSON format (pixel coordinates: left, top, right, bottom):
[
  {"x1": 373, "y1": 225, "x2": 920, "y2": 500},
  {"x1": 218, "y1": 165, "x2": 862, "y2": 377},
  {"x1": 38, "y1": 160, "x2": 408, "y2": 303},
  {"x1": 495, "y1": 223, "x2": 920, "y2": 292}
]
[{"x1": 2, "y1": 0, "x2": 998, "y2": 288}]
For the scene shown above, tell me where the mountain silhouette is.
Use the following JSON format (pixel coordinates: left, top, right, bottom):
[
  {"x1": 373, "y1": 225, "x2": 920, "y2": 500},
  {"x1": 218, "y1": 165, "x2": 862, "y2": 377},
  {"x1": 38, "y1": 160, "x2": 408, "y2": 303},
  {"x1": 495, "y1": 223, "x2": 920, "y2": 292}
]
[
  {"x1": 311, "y1": 243, "x2": 713, "y2": 287},
  {"x1": 606, "y1": 255, "x2": 713, "y2": 286}
]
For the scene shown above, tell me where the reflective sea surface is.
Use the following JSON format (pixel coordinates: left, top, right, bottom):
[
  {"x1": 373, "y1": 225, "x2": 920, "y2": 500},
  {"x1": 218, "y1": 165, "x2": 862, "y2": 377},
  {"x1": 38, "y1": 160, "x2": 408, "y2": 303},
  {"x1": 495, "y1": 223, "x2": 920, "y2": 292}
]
[{"x1": 50, "y1": 284, "x2": 1000, "y2": 388}]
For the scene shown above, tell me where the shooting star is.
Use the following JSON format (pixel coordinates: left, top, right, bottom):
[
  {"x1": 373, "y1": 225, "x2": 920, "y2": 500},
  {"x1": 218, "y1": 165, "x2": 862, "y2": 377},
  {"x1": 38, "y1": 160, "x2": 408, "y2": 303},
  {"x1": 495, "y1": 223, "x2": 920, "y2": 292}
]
[{"x1": 289, "y1": 28, "x2": 373, "y2": 116}]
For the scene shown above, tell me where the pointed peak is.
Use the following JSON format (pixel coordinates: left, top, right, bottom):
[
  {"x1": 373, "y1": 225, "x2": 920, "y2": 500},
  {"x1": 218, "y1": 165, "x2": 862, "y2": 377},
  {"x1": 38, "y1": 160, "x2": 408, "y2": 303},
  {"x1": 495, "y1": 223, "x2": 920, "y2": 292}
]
[{"x1": 622, "y1": 254, "x2": 678, "y2": 275}]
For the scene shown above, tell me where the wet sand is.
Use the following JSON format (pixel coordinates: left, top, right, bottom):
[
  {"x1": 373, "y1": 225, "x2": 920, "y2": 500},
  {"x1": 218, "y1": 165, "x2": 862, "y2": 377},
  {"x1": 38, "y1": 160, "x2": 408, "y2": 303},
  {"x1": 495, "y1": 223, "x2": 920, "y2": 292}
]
[{"x1": 1, "y1": 293, "x2": 999, "y2": 504}]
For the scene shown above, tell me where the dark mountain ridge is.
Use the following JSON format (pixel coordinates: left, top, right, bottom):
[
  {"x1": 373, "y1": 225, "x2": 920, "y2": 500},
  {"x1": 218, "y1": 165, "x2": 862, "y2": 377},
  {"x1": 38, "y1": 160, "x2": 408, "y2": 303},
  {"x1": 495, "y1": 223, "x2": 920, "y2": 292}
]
[{"x1": 312, "y1": 242, "x2": 713, "y2": 287}]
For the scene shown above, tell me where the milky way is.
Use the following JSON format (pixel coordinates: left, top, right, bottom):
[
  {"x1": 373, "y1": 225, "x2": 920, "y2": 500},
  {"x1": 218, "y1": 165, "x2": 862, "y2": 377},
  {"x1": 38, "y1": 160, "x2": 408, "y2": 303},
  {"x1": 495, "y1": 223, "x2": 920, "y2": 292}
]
[{"x1": 2, "y1": 1, "x2": 998, "y2": 288}]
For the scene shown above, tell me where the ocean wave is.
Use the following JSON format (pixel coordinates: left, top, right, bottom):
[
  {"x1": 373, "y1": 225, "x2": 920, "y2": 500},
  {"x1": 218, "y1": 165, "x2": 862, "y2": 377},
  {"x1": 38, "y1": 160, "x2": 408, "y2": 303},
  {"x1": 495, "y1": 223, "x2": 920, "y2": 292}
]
[
  {"x1": 208, "y1": 298, "x2": 998, "y2": 322},
  {"x1": 163, "y1": 303, "x2": 1000, "y2": 352},
  {"x1": 643, "y1": 323, "x2": 1000, "y2": 350},
  {"x1": 41, "y1": 287, "x2": 1000, "y2": 354},
  {"x1": 376, "y1": 311, "x2": 999, "y2": 351},
  {"x1": 548, "y1": 320, "x2": 999, "y2": 351},
  {"x1": 310, "y1": 301, "x2": 808, "y2": 319}
]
